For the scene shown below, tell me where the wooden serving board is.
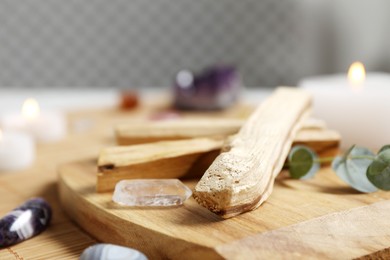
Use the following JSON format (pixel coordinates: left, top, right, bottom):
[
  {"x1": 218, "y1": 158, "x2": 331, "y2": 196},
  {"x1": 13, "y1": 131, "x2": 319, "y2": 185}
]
[{"x1": 58, "y1": 159, "x2": 390, "y2": 259}]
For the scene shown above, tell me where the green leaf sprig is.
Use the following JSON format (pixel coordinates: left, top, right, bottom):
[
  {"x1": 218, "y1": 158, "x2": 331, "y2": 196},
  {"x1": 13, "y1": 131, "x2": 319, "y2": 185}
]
[{"x1": 287, "y1": 144, "x2": 390, "y2": 193}]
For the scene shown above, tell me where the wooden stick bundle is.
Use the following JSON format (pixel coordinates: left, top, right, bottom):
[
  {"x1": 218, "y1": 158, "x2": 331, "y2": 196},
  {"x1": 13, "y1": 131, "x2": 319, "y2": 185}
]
[
  {"x1": 116, "y1": 117, "x2": 337, "y2": 146},
  {"x1": 193, "y1": 87, "x2": 312, "y2": 218},
  {"x1": 98, "y1": 128, "x2": 339, "y2": 193}
]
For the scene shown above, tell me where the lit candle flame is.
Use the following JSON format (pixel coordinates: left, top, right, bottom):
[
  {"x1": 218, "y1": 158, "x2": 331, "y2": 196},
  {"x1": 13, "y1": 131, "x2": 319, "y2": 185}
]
[
  {"x1": 22, "y1": 98, "x2": 40, "y2": 120},
  {"x1": 348, "y1": 62, "x2": 366, "y2": 90}
]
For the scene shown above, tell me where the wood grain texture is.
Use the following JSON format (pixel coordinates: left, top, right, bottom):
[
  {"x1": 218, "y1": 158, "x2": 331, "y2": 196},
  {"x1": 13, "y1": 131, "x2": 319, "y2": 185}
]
[
  {"x1": 58, "y1": 159, "x2": 390, "y2": 260},
  {"x1": 97, "y1": 138, "x2": 224, "y2": 192},
  {"x1": 194, "y1": 87, "x2": 312, "y2": 218},
  {"x1": 98, "y1": 126, "x2": 340, "y2": 192},
  {"x1": 115, "y1": 119, "x2": 244, "y2": 145},
  {"x1": 294, "y1": 128, "x2": 340, "y2": 160},
  {"x1": 216, "y1": 200, "x2": 390, "y2": 259},
  {"x1": 115, "y1": 116, "x2": 340, "y2": 158},
  {"x1": 115, "y1": 117, "x2": 338, "y2": 147}
]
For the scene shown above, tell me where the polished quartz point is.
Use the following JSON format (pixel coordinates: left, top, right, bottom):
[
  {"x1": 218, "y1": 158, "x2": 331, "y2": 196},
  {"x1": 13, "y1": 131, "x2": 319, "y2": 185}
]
[
  {"x1": 80, "y1": 244, "x2": 148, "y2": 260},
  {"x1": 112, "y1": 179, "x2": 192, "y2": 207},
  {"x1": 0, "y1": 197, "x2": 52, "y2": 248}
]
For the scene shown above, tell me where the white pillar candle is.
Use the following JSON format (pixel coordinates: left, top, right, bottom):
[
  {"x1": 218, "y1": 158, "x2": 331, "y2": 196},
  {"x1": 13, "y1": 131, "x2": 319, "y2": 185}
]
[
  {"x1": 299, "y1": 62, "x2": 390, "y2": 150},
  {"x1": 1, "y1": 98, "x2": 67, "y2": 143},
  {"x1": 0, "y1": 129, "x2": 35, "y2": 172}
]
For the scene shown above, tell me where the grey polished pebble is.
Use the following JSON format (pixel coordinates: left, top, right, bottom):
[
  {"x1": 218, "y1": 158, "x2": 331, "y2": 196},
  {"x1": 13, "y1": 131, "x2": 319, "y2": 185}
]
[
  {"x1": 0, "y1": 197, "x2": 52, "y2": 248},
  {"x1": 80, "y1": 244, "x2": 148, "y2": 260}
]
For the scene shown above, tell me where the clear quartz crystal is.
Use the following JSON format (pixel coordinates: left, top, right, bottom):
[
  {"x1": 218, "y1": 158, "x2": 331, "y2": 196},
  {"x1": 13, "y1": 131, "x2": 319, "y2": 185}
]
[{"x1": 112, "y1": 179, "x2": 192, "y2": 207}]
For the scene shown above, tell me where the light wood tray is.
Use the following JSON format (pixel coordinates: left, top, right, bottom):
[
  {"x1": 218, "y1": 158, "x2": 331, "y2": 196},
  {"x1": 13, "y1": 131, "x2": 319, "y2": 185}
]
[{"x1": 58, "y1": 158, "x2": 390, "y2": 259}]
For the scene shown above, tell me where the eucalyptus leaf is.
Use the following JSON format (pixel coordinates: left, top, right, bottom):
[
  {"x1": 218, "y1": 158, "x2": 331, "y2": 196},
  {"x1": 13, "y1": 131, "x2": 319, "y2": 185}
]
[
  {"x1": 367, "y1": 149, "x2": 390, "y2": 190},
  {"x1": 331, "y1": 146, "x2": 377, "y2": 193},
  {"x1": 288, "y1": 146, "x2": 320, "y2": 179},
  {"x1": 378, "y1": 145, "x2": 390, "y2": 154}
]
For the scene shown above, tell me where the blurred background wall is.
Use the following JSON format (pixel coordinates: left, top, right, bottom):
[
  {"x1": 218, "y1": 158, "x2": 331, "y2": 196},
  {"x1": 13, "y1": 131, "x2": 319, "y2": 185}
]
[{"x1": 0, "y1": 0, "x2": 389, "y2": 88}]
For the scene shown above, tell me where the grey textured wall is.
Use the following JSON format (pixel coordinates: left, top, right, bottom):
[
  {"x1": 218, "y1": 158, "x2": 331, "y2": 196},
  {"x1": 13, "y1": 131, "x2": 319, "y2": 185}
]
[
  {"x1": 0, "y1": 0, "x2": 306, "y2": 88},
  {"x1": 0, "y1": 1, "x2": 388, "y2": 88}
]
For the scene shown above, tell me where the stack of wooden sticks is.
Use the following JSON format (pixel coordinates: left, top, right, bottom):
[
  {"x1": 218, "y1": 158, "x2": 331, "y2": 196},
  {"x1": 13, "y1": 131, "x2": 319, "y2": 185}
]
[{"x1": 97, "y1": 87, "x2": 340, "y2": 218}]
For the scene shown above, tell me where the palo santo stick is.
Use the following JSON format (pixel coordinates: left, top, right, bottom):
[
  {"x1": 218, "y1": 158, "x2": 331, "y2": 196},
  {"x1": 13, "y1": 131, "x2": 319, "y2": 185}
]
[
  {"x1": 301, "y1": 118, "x2": 327, "y2": 129},
  {"x1": 115, "y1": 119, "x2": 244, "y2": 145},
  {"x1": 294, "y1": 128, "x2": 340, "y2": 159},
  {"x1": 97, "y1": 138, "x2": 224, "y2": 192},
  {"x1": 98, "y1": 126, "x2": 339, "y2": 192},
  {"x1": 115, "y1": 118, "x2": 331, "y2": 146},
  {"x1": 193, "y1": 87, "x2": 312, "y2": 218}
]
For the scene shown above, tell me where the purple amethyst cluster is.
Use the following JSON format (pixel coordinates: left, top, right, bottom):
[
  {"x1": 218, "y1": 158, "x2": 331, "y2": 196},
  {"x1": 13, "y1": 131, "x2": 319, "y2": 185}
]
[
  {"x1": 173, "y1": 65, "x2": 241, "y2": 110},
  {"x1": 0, "y1": 197, "x2": 52, "y2": 248}
]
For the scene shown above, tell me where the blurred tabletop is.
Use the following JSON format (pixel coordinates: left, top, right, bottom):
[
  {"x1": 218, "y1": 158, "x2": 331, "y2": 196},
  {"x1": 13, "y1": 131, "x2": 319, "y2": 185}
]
[{"x1": 0, "y1": 87, "x2": 271, "y2": 259}]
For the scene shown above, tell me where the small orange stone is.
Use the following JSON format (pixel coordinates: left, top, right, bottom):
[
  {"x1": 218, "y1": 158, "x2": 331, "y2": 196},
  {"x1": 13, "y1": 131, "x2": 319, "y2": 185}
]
[{"x1": 120, "y1": 91, "x2": 139, "y2": 110}]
